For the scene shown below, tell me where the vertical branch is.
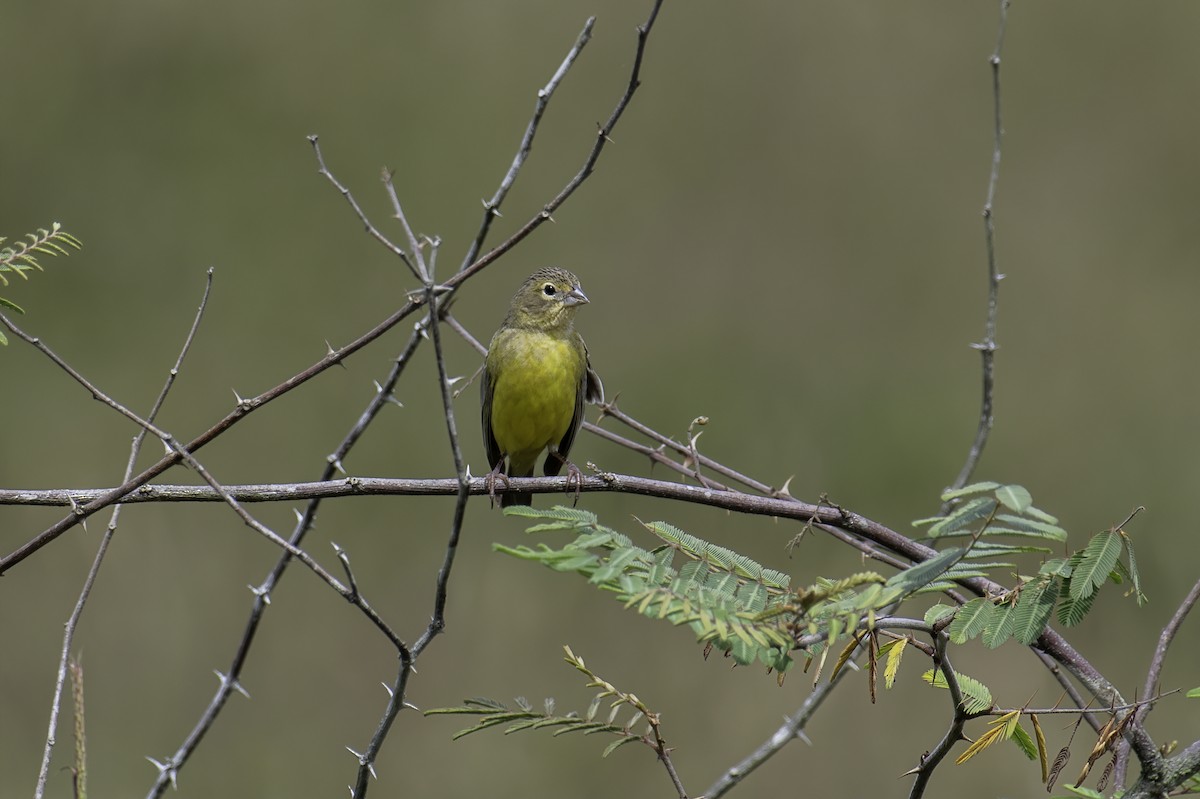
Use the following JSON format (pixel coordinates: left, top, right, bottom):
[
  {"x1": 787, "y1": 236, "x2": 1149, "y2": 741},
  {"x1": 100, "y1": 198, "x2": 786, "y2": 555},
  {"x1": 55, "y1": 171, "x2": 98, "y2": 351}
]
[
  {"x1": 414, "y1": 260, "x2": 471, "y2": 656},
  {"x1": 34, "y1": 268, "x2": 212, "y2": 799},
  {"x1": 347, "y1": 307, "x2": 469, "y2": 798},
  {"x1": 346, "y1": 222, "x2": 469, "y2": 799},
  {"x1": 907, "y1": 633, "x2": 971, "y2": 799},
  {"x1": 380, "y1": 171, "x2": 472, "y2": 639},
  {"x1": 945, "y1": 0, "x2": 1010, "y2": 508},
  {"x1": 347, "y1": 661, "x2": 415, "y2": 799},
  {"x1": 69, "y1": 659, "x2": 86, "y2": 799}
]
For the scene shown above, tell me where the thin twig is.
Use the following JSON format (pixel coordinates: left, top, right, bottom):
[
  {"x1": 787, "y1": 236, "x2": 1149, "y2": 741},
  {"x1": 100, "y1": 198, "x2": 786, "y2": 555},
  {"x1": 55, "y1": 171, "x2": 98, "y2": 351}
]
[
  {"x1": 943, "y1": 0, "x2": 1010, "y2": 510},
  {"x1": 460, "y1": 17, "x2": 596, "y2": 273},
  {"x1": 0, "y1": 290, "x2": 426, "y2": 574},
  {"x1": 413, "y1": 271, "x2": 471, "y2": 659},
  {"x1": 2, "y1": 306, "x2": 399, "y2": 642},
  {"x1": 447, "y1": 312, "x2": 772, "y2": 497},
  {"x1": 33, "y1": 269, "x2": 213, "y2": 799},
  {"x1": 907, "y1": 634, "x2": 971, "y2": 799},
  {"x1": 0, "y1": 312, "x2": 179, "y2": 442},
  {"x1": 449, "y1": 0, "x2": 666, "y2": 288},
  {"x1": 310, "y1": 136, "x2": 416, "y2": 278},
  {"x1": 143, "y1": 325, "x2": 425, "y2": 799},
  {"x1": 705, "y1": 645, "x2": 859, "y2": 798},
  {"x1": 344, "y1": 237, "x2": 461, "y2": 798},
  {"x1": 381, "y1": 169, "x2": 429, "y2": 283},
  {"x1": 1145, "y1": 572, "x2": 1200, "y2": 694},
  {"x1": 1114, "y1": 573, "x2": 1200, "y2": 787},
  {"x1": 650, "y1": 723, "x2": 689, "y2": 799},
  {"x1": 1032, "y1": 649, "x2": 1106, "y2": 735},
  {"x1": 597, "y1": 404, "x2": 777, "y2": 495},
  {"x1": 984, "y1": 694, "x2": 1175, "y2": 717},
  {"x1": 180, "y1": 440, "x2": 403, "y2": 644}
]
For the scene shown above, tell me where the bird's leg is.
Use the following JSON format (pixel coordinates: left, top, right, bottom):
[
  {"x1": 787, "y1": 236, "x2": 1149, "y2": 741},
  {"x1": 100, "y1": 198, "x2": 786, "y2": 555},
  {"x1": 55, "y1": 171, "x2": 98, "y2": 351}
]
[
  {"x1": 564, "y1": 461, "x2": 584, "y2": 507},
  {"x1": 548, "y1": 450, "x2": 584, "y2": 506},
  {"x1": 547, "y1": 451, "x2": 583, "y2": 501},
  {"x1": 485, "y1": 461, "x2": 510, "y2": 508}
]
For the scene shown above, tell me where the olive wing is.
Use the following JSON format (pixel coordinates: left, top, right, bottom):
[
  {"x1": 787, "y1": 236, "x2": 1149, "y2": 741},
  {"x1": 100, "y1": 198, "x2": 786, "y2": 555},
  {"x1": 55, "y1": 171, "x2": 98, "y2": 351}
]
[
  {"x1": 546, "y1": 334, "x2": 603, "y2": 476},
  {"x1": 481, "y1": 358, "x2": 504, "y2": 470}
]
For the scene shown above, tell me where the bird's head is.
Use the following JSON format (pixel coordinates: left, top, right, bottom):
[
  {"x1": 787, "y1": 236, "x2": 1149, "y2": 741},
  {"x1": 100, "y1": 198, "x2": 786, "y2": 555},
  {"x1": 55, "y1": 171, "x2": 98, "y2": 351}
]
[{"x1": 507, "y1": 267, "x2": 590, "y2": 331}]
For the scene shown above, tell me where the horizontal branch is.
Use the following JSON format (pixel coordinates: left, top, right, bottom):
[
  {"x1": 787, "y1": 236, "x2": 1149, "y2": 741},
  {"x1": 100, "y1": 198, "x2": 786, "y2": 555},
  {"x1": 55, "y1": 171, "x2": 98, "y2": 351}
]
[
  {"x1": 0, "y1": 475, "x2": 846, "y2": 521},
  {"x1": 0, "y1": 475, "x2": 928, "y2": 567},
  {"x1": 4, "y1": 472, "x2": 1159, "y2": 769}
]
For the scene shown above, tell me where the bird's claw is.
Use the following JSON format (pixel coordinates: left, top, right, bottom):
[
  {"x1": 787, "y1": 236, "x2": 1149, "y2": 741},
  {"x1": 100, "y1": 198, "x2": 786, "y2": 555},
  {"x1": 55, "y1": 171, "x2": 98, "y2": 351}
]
[
  {"x1": 485, "y1": 465, "x2": 510, "y2": 509},
  {"x1": 564, "y1": 461, "x2": 584, "y2": 507}
]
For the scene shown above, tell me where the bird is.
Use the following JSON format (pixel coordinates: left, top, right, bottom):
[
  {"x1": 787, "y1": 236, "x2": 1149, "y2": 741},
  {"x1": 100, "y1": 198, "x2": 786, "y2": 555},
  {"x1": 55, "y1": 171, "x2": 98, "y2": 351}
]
[{"x1": 482, "y1": 267, "x2": 603, "y2": 507}]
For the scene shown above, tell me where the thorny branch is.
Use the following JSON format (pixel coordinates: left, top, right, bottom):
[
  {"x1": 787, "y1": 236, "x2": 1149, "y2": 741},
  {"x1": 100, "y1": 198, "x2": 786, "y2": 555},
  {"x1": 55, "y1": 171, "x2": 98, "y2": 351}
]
[
  {"x1": 5, "y1": 1, "x2": 1194, "y2": 797},
  {"x1": 143, "y1": 320, "x2": 426, "y2": 799},
  {"x1": 943, "y1": 0, "x2": 1009, "y2": 510},
  {"x1": 156, "y1": 4, "x2": 665, "y2": 797},
  {"x1": 461, "y1": 18, "x2": 596, "y2": 272},
  {"x1": 33, "y1": 270, "x2": 213, "y2": 799}
]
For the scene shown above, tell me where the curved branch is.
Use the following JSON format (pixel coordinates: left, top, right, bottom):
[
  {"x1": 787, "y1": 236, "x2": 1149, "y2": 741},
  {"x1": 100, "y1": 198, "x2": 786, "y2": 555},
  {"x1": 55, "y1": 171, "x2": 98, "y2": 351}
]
[{"x1": 1115, "y1": 572, "x2": 1200, "y2": 789}]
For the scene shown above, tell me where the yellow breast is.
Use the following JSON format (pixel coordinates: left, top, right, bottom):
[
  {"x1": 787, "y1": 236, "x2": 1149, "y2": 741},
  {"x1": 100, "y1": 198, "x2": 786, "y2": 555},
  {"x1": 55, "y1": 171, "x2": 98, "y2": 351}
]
[{"x1": 488, "y1": 329, "x2": 582, "y2": 473}]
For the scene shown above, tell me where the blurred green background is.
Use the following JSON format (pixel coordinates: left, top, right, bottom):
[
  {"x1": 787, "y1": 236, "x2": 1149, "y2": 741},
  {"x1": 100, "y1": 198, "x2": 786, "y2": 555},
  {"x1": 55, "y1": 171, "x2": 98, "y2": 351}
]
[{"x1": 3, "y1": 1, "x2": 1198, "y2": 797}]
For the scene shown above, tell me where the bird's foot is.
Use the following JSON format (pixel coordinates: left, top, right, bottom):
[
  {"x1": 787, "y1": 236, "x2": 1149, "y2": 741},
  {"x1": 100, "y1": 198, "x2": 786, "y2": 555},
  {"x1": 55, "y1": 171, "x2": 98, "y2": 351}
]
[
  {"x1": 564, "y1": 461, "x2": 584, "y2": 507},
  {"x1": 485, "y1": 463, "x2": 509, "y2": 509}
]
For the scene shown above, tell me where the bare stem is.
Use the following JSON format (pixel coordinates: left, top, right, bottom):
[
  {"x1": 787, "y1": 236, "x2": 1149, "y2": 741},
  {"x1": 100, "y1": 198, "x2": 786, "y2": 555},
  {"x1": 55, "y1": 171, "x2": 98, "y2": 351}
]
[
  {"x1": 33, "y1": 269, "x2": 213, "y2": 799},
  {"x1": 944, "y1": 0, "x2": 1010, "y2": 508},
  {"x1": 460, "y1": 17, "x2": 596, "y2": 272},
  {"x1": 907, "y1": 634, "x2": 970, "y2": 799},
  {"x1": 142, "y1": 324, "x2": 425, "y2": 798},
  {"x1": 1114, "y1": 572, "x2": 1200, "y2": 787},
  {"x1": 705, "y1": 644, "x2": 858, "y2": 798}
]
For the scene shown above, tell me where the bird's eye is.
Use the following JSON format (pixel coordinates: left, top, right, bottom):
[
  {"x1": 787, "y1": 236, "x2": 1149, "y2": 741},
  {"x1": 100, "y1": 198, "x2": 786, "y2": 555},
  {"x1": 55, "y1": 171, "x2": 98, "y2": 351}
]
[{"x1": 542, "y1": 283, "x2": 557, "y2": 296}]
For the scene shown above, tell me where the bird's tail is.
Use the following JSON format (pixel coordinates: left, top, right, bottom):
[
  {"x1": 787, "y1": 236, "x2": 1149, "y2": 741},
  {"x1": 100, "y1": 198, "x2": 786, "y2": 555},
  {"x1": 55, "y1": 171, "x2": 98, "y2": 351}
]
[{"x1": 501, "y1": 490, "x2": 533, "y2": 508}]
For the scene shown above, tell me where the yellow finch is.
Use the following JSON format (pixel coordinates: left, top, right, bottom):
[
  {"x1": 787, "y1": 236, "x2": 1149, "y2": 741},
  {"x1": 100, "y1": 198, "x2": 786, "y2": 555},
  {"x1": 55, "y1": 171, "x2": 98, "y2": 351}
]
[{"x1": 482, "y1": 267, "x2": 603, "y2": 507}]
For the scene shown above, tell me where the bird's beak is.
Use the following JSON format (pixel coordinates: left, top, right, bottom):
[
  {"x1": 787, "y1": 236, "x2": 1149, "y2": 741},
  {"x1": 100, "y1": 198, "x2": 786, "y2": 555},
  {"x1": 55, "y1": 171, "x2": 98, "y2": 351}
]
[{"x1": 563, "y1": 286, "x2": 590, "y2": 307}]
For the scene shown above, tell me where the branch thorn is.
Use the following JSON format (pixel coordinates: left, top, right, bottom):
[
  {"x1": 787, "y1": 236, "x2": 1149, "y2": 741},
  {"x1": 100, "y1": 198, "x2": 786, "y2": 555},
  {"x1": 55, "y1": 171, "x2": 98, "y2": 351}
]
[
  {"x1": 145, "y1": 756, "x2": 179, "y2": 789},
  {"x1": 214, "y1": 669, "x2": 251, "y2": 698}
]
